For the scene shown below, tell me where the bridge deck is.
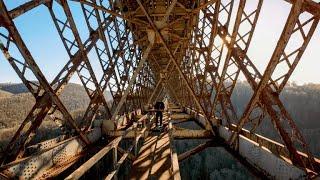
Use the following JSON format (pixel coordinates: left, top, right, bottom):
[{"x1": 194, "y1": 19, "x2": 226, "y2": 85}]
[{"x1": 130, "y1": 110, "x2": 177, "y2": 180}]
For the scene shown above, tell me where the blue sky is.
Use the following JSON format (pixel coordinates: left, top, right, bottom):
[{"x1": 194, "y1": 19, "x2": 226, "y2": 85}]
[
  {"x1": 0, "y1": 0, "x2": 319, "y2": 85},
  {"x1": 0, "y1": 0, "x2": 105, "y2": 84}
]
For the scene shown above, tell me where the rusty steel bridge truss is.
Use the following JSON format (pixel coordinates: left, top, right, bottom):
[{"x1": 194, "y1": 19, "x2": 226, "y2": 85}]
[{"x1": 0, "y1": 0, "x2": 319, "y2": 179}]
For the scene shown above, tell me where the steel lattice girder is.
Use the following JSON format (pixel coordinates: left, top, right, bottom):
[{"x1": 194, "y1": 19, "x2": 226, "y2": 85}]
[
  {"x1": 216, "y1": 1, "x2": 319, "y2": 171},
  {"x1": 0, "y1": 0, "x2": 320, "y2": 178}
]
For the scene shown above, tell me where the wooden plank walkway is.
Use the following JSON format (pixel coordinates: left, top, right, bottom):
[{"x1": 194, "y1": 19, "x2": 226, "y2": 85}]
[{"x1": 129, "y1": 109, "x2": 179, "y2": 180}]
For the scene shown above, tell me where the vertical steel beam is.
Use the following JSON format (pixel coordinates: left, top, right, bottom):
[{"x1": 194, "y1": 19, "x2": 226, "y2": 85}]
[{"x1": 111, "y1": 43, "x2": 153, "y2": 121}]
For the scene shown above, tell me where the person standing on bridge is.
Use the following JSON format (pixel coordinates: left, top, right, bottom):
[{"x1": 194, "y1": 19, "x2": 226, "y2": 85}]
[{"x1": 154, "y1": 101, "x2": 165, "y2": 128}]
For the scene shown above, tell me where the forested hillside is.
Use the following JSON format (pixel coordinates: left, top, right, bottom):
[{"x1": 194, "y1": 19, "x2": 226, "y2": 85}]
[
  {"x1": 0, "y1": 83, "x2": 91, "y2": 128},
  {"x1": 231, "y1": 82, "x2": 320, "y2": 157},
  {"x1": 231, "y1": 82, "x2": 320, "y2": 129},
  {"x1": 0, "y1": 83, "x2": 112, "y2": 148}
]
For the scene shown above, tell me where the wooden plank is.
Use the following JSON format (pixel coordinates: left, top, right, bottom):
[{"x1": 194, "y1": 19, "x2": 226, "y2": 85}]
[
  {"x1": 65, "y1": 137, "x2": 122, "y2": 180},
  {"x1": 178, "y1": 140, "x2": 217, "y2": 162},
  {"x1": 105, "y1": 143, "x2": 135, "y2": 180},
  {"x1": 65, "y1": 120, "x2": 144, "y2": 179},
  {"x1": 129, "y1": 135, "x2": 160, "y2": 179},
  {"x1": 129, "y1": 132, "x2": 172, "y2": 180},
  {"x1": 130, "y1": 111, "x2": 182, "y2": 179},
  {"x1": 173, "y1": 129, "x2": 213, "y2": 139}
]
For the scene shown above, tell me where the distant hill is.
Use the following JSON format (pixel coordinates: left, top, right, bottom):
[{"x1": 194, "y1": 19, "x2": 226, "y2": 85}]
[
  {"x1": 231, "y1": 82, "x2": 320, "y2": 129},
  {"x1": 0, "y1": 93, "x2": 34, "y2": 128},
  {"x1": 0, "y1": 82, "x2": 112, "y2": 128},
  {"x1": 0, "y1": 89, "x2": 12, "y2": 99},
  {"x1": 0, "y1": 82, "x2": 113, "y2": 110},
  {"x1": 0, "y1": 82, "x2": 112, "y2": 100},
  {"x1": 0, "y1": 82, "x2": 113, "y2": 147},
  {"x1": 0, "y1": 83, "x2": 29, "y2": 94}
]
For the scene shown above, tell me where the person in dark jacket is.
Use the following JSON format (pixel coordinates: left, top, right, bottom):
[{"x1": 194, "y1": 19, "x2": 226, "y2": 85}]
[{"x1": 154, "y1": 101, "x2": 165, "y2": 127}]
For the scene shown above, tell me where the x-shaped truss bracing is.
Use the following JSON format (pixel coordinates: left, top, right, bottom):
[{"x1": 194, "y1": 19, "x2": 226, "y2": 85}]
[{"x1": 0, "y1": 0, "x2": 319, "y2": 177}]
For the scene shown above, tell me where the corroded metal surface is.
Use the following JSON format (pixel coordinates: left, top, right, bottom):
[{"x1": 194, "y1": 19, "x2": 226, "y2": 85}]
[{"x1": 0, "y1": 0, "x2": 319, "y2": 178}]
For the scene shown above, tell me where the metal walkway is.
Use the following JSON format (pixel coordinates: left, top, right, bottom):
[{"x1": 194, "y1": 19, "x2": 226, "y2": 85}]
[
  {"x1": 130, "y1": 105, "x2": 180, "y2": 180},
  {"x1": 130, "y1": 128, "x2": 172, "y2": 179},
  {"x1": 0, "y1": 0, "x2": 320, "y2": 179}
]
